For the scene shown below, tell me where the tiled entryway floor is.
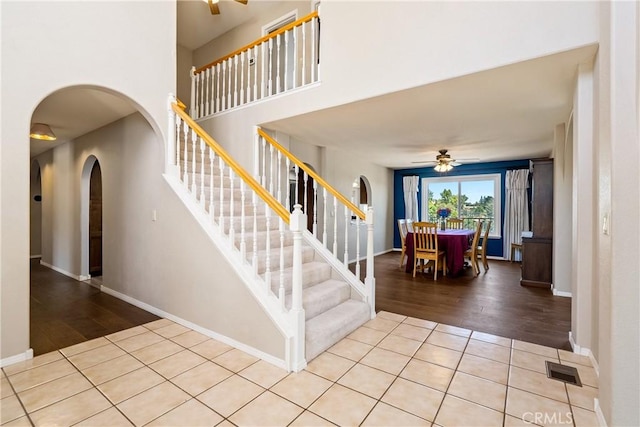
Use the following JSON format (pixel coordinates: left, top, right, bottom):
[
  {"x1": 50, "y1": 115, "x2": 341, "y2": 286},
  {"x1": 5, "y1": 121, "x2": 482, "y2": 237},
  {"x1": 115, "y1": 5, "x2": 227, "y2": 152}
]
[{"x1": 1, "y1": 312, "x2": 599, "y2": 426}]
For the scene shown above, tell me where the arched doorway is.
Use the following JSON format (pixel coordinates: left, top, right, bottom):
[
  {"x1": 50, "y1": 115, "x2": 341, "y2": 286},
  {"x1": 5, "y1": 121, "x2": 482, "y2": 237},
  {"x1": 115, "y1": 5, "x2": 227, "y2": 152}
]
[
  {"x1": 89, "y1": 161, "x2": 103, "y2": 277},
  {"x1": 30, "y1": 160, "x2": 42, "y2": 258}
]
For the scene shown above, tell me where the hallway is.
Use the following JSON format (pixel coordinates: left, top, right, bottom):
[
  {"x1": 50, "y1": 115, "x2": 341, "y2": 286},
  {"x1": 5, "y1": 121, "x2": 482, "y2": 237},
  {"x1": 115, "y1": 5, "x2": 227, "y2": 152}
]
[{"x1": 30, "y1": 259, "x2": 159, "y2": 356}]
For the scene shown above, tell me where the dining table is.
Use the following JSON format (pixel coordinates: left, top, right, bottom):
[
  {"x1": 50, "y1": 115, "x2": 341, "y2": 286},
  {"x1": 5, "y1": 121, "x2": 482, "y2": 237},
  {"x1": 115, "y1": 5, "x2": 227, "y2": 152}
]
[{"x1": 405, "y1": 228, "x2": 476, "y2": 277}]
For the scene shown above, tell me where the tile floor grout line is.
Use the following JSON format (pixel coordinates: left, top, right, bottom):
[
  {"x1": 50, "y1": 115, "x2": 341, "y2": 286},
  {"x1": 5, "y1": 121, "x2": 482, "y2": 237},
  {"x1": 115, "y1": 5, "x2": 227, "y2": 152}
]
[
  {"x1": 62, "y1": 344, "x2": 139, "y2": 427},
  {"x1": 3, "y1": 367, "x2": 37, "y2": 427}
]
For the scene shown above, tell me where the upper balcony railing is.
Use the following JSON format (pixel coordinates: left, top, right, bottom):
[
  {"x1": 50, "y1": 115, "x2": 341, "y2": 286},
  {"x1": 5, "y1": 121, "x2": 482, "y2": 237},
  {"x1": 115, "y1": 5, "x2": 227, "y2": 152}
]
[{"x1": 190, "y1": 11, "x2": 320, "y2": 120}]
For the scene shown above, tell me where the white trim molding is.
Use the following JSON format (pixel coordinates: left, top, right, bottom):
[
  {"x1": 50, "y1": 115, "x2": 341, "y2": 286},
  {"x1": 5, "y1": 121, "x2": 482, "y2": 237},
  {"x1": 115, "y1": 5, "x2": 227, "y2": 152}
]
[
  {"x1": 594, "y1": 398, "x2": 607, "y2": 427},
  {"x1": 552, "y1": 287, "x2": 572, "y2": 298},
  {"x1": 568, "y1": 331, "x2": 600, "y2": 377},
  {"x1": 30, "y1": 254, "x2": 42, "y2": 259},
  {"x1": 40, "y1": 260, "x2": 90, "y2": 281},
  {"x1": 100, "y1": 285, "x2": 288, "y2": 370},
  {"x1": 0, "y1": 348, "x2": 34, "y2": 368}
]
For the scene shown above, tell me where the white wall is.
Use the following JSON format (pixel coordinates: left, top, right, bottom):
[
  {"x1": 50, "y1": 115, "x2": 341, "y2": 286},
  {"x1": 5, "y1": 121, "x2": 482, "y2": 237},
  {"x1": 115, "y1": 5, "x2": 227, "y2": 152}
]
[
  {"x1": 192, "y1": 1, "x2": 599, "y2": 173},
  {"x1": 177, "y1": 44, "x2": 194, "y2": 106},
  {"x1": 193, "y1": 1, "x2": 311, "y2": 70},
  {"x1": 552, "y1": 123, "x2": 572, "y2": 294},
  {"x1": 594, "y1": 1, "x2": 640, "y2": 425},
  {"x1": 1, "y1": 0, "x2": 175, "y2": 360},
  {"x1": 35, "y1": 114, "x2": 285, "y2": 359}
]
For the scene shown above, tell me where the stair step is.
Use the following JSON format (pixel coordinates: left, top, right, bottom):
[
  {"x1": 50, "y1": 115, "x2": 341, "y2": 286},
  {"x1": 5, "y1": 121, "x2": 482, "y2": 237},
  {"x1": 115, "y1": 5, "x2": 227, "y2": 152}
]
[
  {"x1": 267, "y1": 261, "x2": 331, "y2": 294},
  {"x1": 252, "y1": 245, "x2": 315, "y2": 274},
  {"x1": 234, "y1": 229, "x2": 294, "y2": 250},
  {"x1": 285, "y1": 279, "x2": 351, "y2": 321},
  {"x1": 305, "y1": 299, "x2": 371, "y2": 361},
  {"x1": 224, "y1": 215, "x2": 282, "y2": 234}
]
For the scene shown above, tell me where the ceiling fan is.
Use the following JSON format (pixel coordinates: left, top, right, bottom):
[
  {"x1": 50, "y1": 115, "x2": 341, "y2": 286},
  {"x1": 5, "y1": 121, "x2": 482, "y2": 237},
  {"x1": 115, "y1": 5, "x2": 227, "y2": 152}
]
[
  {"x1": 206, "y1": 0, "x2": 247, "y2": 15},
  {"x1": 412, "y1": 149, "x2": 479, "y2": 172}
]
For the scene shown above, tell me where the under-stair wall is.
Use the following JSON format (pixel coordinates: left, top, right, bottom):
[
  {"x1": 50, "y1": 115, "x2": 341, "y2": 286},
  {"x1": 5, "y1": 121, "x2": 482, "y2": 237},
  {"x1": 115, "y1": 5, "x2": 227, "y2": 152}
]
[{"x1": 167, "y1": 99, "x2": 376, "y2": 369}]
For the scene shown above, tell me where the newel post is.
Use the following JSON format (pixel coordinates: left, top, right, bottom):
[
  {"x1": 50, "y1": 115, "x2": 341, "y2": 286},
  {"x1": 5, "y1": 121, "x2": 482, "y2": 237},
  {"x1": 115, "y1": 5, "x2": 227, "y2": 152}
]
[
  {"x1": 365, "y1": 207, "x2": 376, "y2": 319},
  {"x1": 190, "y1": 66, "x2": 197, "y2": 118},
  {"x1": 290, "y1": 204, "x2": 307, "y2": 371},
  {"x1": 166, "y1": 93, "x2": 177, "y2": 176}
]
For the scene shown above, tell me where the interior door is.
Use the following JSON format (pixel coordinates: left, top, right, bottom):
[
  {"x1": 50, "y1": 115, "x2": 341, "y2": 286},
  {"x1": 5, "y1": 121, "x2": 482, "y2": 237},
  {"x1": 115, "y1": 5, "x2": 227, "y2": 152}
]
[{"x1": 89, "y1": 162, "x2": 102, "y2": 276}]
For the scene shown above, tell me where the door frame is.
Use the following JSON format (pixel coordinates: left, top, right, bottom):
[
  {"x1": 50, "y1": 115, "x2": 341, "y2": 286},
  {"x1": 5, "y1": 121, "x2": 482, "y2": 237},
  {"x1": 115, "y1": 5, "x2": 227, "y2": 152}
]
[{"x1": 80, "y1": 155, "x2": 101, "y2": 280}]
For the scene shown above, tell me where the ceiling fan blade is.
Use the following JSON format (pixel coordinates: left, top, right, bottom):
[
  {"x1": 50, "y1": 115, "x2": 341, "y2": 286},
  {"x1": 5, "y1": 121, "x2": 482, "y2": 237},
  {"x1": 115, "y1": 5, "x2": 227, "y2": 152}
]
[
  {"x1": 411, "y1": 161, "x2": 436, "y2": 165},
  {"x1": 208, "y1": 0, "x2": 220, "y2": 15},
  {"x1": 235, "y1": 0, "x2": 248, "y2": 4}
]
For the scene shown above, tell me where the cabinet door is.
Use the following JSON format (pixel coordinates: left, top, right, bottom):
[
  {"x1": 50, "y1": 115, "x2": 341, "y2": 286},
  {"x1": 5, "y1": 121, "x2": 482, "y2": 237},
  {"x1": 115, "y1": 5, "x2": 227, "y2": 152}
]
[
  {"x1": 531, "y1": 160, "x2": 553, "y2": 239},
  {"x1": 521, "y1": 238, "x2": 552, "y2": 288}
]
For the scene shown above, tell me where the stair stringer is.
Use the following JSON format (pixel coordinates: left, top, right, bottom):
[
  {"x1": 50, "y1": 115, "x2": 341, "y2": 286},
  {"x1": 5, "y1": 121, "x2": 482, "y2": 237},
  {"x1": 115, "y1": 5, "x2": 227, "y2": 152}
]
[
  {"x1": 163, "y1": 173, "x2": 296, "y2": 365},
  {"x1": 301, "y1": 229, "x2": 375, "y2": 320}
]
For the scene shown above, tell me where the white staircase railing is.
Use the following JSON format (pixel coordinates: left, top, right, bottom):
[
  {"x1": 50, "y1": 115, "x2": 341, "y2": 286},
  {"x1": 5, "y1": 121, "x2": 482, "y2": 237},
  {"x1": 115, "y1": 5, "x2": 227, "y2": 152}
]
[
  {"x1": 255, "y1": 128, "x2": 375, "y2": 317},
  {"x1": 167, "y1": 96, "x2": 308, "y2": 370},
  {"x1": 190, "y1": 11, "x2": 320, "y2": 120}
]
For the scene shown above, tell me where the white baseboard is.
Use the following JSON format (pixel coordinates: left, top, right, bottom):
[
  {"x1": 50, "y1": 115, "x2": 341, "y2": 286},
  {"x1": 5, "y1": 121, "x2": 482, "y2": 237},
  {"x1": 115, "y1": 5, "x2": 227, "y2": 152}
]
[
  {"x1": 568, "y1": 331, "x2": 600, "y2": 376},
  {"x1": 348, "y1": 248, "x2": 394, "y2": 264},
  {"x1": 39, "y1": 260, "x2": 90, "y2": 281},
  {"x1": 594, "y1": 398, "x2": 607, "y2": 426},
  {"x1": 30, "y1": 254, "x2": 42, "y2": 259},
  {"x1": 100, "y1": 285, "x2": 288, "y2": 371},
  {"x1": 552, "y1": 288, "x2": 572, "y2": 298},
  {"x1": 0, "y1": 348, "x2": 33, "y2": 368}
]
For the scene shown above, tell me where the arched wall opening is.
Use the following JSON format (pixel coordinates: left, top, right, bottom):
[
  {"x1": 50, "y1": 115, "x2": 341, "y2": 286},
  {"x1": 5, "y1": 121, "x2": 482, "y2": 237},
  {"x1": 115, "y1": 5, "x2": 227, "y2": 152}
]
[
  {"x1": 80, "y1": 156, "x2": 103, "y2": 279},
  {"x1": 30, "y1": 160, "x2": 42, "y2": 258}
]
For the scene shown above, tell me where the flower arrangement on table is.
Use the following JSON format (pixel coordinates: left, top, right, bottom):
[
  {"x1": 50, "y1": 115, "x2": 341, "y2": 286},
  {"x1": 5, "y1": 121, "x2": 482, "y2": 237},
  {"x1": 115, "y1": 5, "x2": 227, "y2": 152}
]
[
  {"x1": 436, "y1": 207, "x2": 452, "y2": 218},
  {"x1": 436, "y1": 207, "x2": 451, "y2": 230}
]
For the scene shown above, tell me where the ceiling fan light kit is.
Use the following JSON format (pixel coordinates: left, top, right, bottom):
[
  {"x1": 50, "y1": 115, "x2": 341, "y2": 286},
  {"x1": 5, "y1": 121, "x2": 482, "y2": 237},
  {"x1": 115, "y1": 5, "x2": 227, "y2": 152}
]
[{"x1": 206, "y1": 0, "x2": 248, "y2": 15}]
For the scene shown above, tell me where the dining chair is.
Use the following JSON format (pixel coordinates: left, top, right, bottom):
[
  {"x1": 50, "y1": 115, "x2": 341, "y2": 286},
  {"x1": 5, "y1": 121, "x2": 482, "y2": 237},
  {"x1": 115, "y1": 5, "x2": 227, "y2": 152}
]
[
  {"x1": 463, "y1": 220, "x2": 483, "y2": 276},
  {"x1": 397, "y1": 219, "x2": 408, "y2": 268},
  {"x1": 406, "y1": 219, "x2": 414, "y2": 233},
  {"x1": 412, "y1": 222, "x2": 446, "y2": 280},
  {"x1": 446, "y1": 218, "x2": 464, "y2": 229},
  {"x1": 477, "y1": 219, "x2": 492, "y2": 272}
]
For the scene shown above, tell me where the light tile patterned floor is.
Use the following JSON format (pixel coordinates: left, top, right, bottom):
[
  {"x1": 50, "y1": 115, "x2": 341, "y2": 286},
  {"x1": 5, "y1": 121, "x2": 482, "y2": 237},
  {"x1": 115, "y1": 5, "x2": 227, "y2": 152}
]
[{"x1": 1, "y1": 312, "x2": 599, "y2": 426}]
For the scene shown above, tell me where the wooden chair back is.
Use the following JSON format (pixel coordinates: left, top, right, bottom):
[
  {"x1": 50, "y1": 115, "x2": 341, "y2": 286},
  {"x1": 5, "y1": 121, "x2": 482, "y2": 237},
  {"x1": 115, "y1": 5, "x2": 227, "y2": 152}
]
[
  {"x1": 412, "y1": 222, "x2": 446, "y2": 279},
  {"x1": 413, "y1": 222, "x2": 439, "y2": 256},
  {"x1": 397, "y1": 219, "x2": 408, "y2": 244},
  {"x1": 464, "y1": 220, "x2": 484, "y2": 275},
  {"x1": 406, "y1": 219, "x2": 414, "y2": 233},
  {"x1": 447, "y1": 218, "x2": 464, "y2": 229},
  {"x1": 478, "y1": 219, "x2": 492, "y2": 271}
]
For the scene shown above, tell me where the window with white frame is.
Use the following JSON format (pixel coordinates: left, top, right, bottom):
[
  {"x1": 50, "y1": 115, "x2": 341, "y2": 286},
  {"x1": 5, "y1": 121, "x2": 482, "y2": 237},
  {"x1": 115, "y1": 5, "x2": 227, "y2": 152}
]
[{"x1": 421, "y1": 174, "x2": 501, "y2": 237}]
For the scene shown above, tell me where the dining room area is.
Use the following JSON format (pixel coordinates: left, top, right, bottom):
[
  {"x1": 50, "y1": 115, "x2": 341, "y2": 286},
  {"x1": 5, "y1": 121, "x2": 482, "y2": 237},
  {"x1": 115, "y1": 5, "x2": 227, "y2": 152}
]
[{"x1": 374, "y1": 162, "x2": 571, "y2": 352}]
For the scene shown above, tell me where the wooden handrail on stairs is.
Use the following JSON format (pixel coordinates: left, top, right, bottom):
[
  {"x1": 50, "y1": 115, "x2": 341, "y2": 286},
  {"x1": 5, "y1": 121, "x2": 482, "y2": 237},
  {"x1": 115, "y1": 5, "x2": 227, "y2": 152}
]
[
  {"x1": 195, "y1": 11, "x2": 319, "y2": 75},
  {"x1": 190, "y1": 11, "x2": 320, "y2": 119},
  {"x1": 171, "y1": 101, "x2": 289, "y2": 224},
  {"x1": 257, "y1": 128, "x2": 366, "y2": 221}
]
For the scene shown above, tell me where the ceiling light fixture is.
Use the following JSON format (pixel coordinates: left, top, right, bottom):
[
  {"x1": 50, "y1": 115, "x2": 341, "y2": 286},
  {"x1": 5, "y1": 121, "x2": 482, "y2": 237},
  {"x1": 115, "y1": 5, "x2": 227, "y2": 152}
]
[
  {"x1": 434, "y1": 162, "x2": 453, "y2": 173},
  {"x1": 30, "y1": 123, "x2": 57, "y2": 141}
]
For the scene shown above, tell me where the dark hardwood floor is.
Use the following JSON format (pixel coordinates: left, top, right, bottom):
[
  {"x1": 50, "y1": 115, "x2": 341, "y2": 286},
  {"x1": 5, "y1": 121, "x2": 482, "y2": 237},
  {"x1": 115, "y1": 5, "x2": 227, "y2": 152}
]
[
  {"x1": 369, "y1": 252, "x2": 572, "y2": 350},
  {"x1": 30, "y1": 251, "x2": 571, "y2": 357},
  {"x1": 30, "y1": 259, "x2": 159, "y2": 356}
]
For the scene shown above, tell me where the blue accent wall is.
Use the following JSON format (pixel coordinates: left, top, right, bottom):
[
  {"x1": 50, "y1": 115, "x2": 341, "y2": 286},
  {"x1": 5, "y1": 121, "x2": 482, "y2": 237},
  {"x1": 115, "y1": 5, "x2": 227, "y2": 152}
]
[{"x1": 394, "y1": 159, "x2": 530, "y2": 257}]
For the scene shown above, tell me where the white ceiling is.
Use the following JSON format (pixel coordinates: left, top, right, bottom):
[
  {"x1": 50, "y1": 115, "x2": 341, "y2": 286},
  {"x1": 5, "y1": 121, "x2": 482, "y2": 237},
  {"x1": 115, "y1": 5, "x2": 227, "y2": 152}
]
[
  {"x1": 177, "y1": 0, "x2": 279, "y2": 51},
  {"x1": 30, "y1": 2, "x2": 597, "y2": 170},
  {"x1": 263, "y1": 45, "x2": 597, "y2": 169}
]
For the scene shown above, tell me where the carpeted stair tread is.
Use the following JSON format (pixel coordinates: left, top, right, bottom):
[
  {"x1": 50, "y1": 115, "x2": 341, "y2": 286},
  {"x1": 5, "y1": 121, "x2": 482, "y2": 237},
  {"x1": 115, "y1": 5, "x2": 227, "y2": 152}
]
[
  {"x1": 267, "y1": 261, "x2": 332, "y2": 294},
  {"x1": 305, "y1": 299, "x2": 371, "y2": 361},
  {"x1": 285, "y1": 279, "x2": 351, "y2": 320}
]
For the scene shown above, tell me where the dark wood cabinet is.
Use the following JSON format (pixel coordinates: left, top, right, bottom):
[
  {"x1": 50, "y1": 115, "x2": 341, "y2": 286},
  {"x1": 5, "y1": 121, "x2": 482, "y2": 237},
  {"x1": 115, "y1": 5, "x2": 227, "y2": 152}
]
[{"x1": 521, "y1": 159, "x2": 553, "y2": 288}]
